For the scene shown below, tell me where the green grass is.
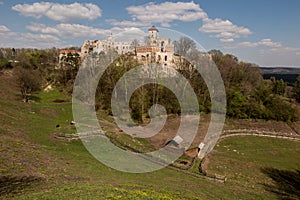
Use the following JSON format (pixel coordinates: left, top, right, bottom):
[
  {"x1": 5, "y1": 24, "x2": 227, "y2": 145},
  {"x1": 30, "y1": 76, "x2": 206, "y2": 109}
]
[
  {"x1": 14, "y1": 183, "x2": 202, "y2": 200},
  {"x1": 207, "y1": 136, "x2": 300, "y2": 199},
  {"x1": 211, "y1": 137, "x2": 300, "y2": 172},
  {"x1": 1, "y1": 87, "x2": 300, "y2": 199},
  {"x1": 1, "y1": 89, "x2": 207, "y2": 199},
  {"x1": 105, "y1": 131, "x2": 156, "y2": 153}
]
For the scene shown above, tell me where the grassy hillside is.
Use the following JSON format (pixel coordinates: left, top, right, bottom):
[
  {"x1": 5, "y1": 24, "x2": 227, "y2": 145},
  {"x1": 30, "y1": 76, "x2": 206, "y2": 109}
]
[
  {"x1": 207, "y1": 137, "x2": 300, "y2": 199},
  {"x1": 0, "y1": 69, "x2": 299, "y2": 199}
]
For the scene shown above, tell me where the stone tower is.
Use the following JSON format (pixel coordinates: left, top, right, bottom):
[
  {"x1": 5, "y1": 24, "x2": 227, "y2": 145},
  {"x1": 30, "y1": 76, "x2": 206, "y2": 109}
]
[{"x1": 148, "y1": 25, "x2": 159, "y2": 46}]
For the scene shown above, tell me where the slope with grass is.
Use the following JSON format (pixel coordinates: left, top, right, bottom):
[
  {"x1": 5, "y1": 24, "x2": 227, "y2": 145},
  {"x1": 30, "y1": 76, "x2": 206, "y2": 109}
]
[{"x1": 0, "y1": 69, "x2": 300, "y2": 199}]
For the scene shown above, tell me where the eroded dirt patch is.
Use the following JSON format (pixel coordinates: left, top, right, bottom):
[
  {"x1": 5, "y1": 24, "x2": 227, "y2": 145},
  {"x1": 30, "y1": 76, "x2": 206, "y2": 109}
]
[{"x1": 0, "y1": 175, "x2": 43, "y2": 196}]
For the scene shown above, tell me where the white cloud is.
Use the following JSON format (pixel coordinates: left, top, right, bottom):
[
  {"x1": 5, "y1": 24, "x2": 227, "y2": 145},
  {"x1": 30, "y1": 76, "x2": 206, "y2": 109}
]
[
  {"x1": 257, "y1": 39, "x2": 282, "y2": 48},
  {"x1": 0, "y1": 30, "x2": 64, "y2": 48},
  {"x1": 238, "y1": 39, "x2": 282, "y2": 48},
  {"x1": 256, "y1": 46, "x2": 300, "y2": 67},
  {"x1": 20, "y1": 33, "x2": 61, "y2": 44},
  {"x1": 112, "y1": 27, "x2": 146, "y2": 42},
  {"x1": 107, "y1": 19, "x2": 149, "y2": 27},
  {"x1": 26, "y1": 23, "x2": 110, "y2": 38},
  {"x1": 220, "y1": 38, "x2": 234, "y2": 43},
  {"x1": 17, "y1": 34, "x2": 64, "y2": 48},
  {"x1": 12, "y1": 2, "x2": 101, "y2": 22},
  {"x1": 0, "y1": 25, "x2": 15, "y2": 39},
  {"x1": 110, "y1": 1, "x2": 207, "y2": 27},
  {"x1": 0, "y1": 25, "x2": 10, "y2": 32},
  {"x1": 0, "y1": 24, "x2": 64, "y2": 48},
  {"x1": 216, "y1": 32, "x2": 235, "y2": 39},
  {"x1": 109, "y1": 1, "x2": 252, "y2": 44},
  {"x1": 0, "y1": 2, "x2": 4, "y2": 5},
  {"x1": 26, "y1": 23, "x2": 146, "y2": 42},
  {"x1": 260, "y1": 46, "x2": 300, "y2": 55},
  {"x1": 199, "y1": 18, "x2": 252, "y2": 42},
  {"x1": 223, "y1": 39, "x2": 282, "y2": 49}
]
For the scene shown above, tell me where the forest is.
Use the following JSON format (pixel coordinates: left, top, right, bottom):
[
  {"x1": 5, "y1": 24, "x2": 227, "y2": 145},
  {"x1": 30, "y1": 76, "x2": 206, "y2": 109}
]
[{"x1": 1, "y1": 38, "x2": 300, "y2": 123}]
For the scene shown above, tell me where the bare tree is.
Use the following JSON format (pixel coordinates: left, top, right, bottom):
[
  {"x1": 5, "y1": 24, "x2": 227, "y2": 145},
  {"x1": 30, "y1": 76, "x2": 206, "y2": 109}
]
[
  {"x1": 131, "y1": 39, "x2": 139, "y2": 55},
  {"x1": 173, "y1": 37, "x2": 196, "y2": 57},
  {"x1": 15, "y1": 67, "x2": 41, "y2": 102}
]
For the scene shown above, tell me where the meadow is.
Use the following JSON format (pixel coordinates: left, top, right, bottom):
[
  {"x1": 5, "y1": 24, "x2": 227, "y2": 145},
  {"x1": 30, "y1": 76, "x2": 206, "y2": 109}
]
[{"x1": 1, "y1": 70, "x2": 299, "y2": 199}]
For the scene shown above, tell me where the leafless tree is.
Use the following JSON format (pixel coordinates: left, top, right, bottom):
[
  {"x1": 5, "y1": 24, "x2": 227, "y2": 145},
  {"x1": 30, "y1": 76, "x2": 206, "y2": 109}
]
[
  {"x1": 174, "y1": 37, "x2": 196, "y2": 57},
  {"x1": 131, "y1": 39, "x2": 139, "y2": 55},
  {"x1": 15, "y1": 67, "x2": 41, "y2": 102}
]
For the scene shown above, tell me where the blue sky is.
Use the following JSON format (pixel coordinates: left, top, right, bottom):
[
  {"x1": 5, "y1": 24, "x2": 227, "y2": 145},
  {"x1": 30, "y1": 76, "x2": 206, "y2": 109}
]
[{"x1": 0, "y1": 0, "x2": 300, "y2": 67}]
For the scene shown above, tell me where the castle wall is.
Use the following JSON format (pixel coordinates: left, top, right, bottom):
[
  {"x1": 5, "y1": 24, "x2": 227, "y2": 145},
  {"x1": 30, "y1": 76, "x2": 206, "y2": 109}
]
[{"x1": 80, "y1": 26, "x2": 176, "y2": 69}]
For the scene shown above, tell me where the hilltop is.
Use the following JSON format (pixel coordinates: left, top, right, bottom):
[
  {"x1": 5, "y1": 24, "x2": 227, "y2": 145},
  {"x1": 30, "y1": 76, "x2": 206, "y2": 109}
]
[
  {"x1": 261, "y1": 67, "x2": 300, "y2": 84},
  {"x1": 260, "y1": 67, "x2": 300, "y2": 74}
]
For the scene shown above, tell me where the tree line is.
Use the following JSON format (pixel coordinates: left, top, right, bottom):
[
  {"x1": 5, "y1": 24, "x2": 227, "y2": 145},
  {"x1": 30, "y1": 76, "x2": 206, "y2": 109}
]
[
  {"x1": 94, "y1": 38, "x2": 300, "y2": 122},
  {"x1": 1, "y1": 40, "x2": 299, "y2": 122},
  {"x1": 209, "y1": 50, "x2": 298, "y2": 121}
]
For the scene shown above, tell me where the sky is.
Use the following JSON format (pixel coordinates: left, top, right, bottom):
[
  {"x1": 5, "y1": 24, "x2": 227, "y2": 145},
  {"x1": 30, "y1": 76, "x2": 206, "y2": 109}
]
[{"x1": 0, "y1": 0, "x2": 300, "y2": 67}]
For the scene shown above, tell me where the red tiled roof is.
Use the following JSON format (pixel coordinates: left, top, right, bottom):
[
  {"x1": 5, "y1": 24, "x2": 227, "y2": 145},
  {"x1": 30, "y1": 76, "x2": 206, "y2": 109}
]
[
  {"x1": 148, "y1": 25, "x2": 159, "y2": 32},
  {"x1": 59, "y1": 49, "x2": 79, "y2": 54}
]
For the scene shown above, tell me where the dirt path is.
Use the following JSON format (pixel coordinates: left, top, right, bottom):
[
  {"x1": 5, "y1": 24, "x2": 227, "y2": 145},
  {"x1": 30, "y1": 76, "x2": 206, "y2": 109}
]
[{"x1": 221, "y1": 129, "x2": 300, "y2": 142}]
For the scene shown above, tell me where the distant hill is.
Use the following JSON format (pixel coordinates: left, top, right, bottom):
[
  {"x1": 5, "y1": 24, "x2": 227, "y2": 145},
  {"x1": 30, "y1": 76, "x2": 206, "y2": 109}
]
[
  {"x1": 260, "y1": 67, "x2": 300, "y2": 84},
  {"x1": 260, "y1": 67, "x2": 300, "y2": 74}
]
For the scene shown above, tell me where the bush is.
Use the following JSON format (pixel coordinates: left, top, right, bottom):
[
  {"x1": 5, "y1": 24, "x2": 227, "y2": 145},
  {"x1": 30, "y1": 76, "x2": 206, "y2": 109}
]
[
  {"x1": 294, "y1": 75, "x2": 300, "y2": 102},
  {"x1": 265, "y1": 96, "x2": 297, "y2": 122},
  {"x1": 15, "y1": 67, "x2": 41, "y2": 102},
  {"x1": 226, "y1": 89, "x2": 248, "y2": 119}
]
